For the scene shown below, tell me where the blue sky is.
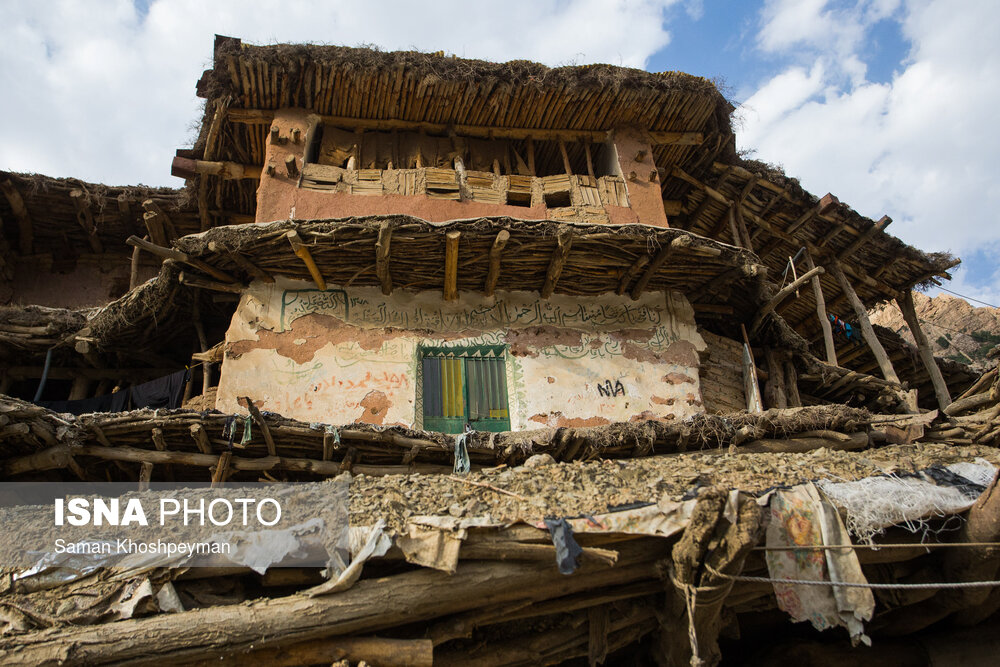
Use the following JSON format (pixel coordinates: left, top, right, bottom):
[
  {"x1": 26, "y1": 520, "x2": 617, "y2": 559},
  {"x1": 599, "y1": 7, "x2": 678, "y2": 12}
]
[{"x1": 0, "y1": 0, "x2": 997, "y2": 307}]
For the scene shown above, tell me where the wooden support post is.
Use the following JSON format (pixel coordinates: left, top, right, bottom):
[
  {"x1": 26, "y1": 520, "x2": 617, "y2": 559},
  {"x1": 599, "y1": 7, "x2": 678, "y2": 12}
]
[
  {"x1": 179, "y1": 272, "x2": 244, "y2": 294},
  {"x1": 192, "y1": 294, "x2": 211, "y2": 397},
  {"x1": 1, "y1": 179, "x2": 33, "y2": 255},
  {"x1": 241, "y1": 396, "x2": 276, "y2": 456},
  {"x1": 484, "y1": 230, "x2": 509, "y2": 297},
  {"x1": 526, "y1": 137, "x2": 536, "y2": 176},
  {"x1": 749, "y1": 266, "x2": 824, "y2": 335},
  {"x1": 727, "y1": 204, "x2": 742, "y2": 247},
  {"x1": 211, "y1": 452, "x2": 232, "y2": 488},
  {"x1": 617, "y1": 255, "x2": 649, "y2": 296},
  {"x1": 376, "y1": 222, "x2": 392, "y2": 295},
  {"x1": 142, "y1": 211, "x2": 168, "y2": 248},
  {"x1": 897, "y1": 289, "x2": 953, "y2": 411},
  {"x1": 559, "y1": 140, "x2": 573, "y2": 176},
  {"x1": 443, "y1": 231, "x2": 460, "y2": 301},
  {"x1": 68, "y1": 376, "x2": 90, "y2": 401},
  {"x1": 207, "y1": 241, "x2": 273, "y2": 284},
  {"x1": 764, "y1": 348, "x2": 788, "y2": 409},
  {"x1": 784, "y1": 357, "x2": 802, "y2": 407},
  {"x1": 285, "y1": 155, "x2": 299, "y2": 178},
  {"x1": 151, "y1": 428, "x2": 168, "y2": 451},
  {"x1": 583, "y1": 142, "x2": 596, "y2": 184},
  {"x1": 138, "y1": 462, "x2": 153, "y2": 492},
  {"x1": 286, "y1": 230, "x2": 326, "y2": 290},
  {"x1": 69, "y1": 190, "x2": 103, "y2": 254},
  {"x1": 630, "y1": 236, "x2": 692, "y2": 301},
  {"x1": 190, "y1": 423, "x2": 213, "y2": 455},
  {"x1": 322, "y1": 431, "x2": 336, "y2": 461},
  {"x1": 170, "y1": 156, "x2": 263, "y2": 181},
  {"x1": 540, "y1": 230, "x2": 574, "y2": 299},
  {"x1": 129, "y1": 235, "x2": 145, "y2": 290},
  {"x1": 805, "y1": 252, "x2": 837, "y2": 366},
  {"x1": 827, "y1": 258, "x2": 902, "y2": 385}
]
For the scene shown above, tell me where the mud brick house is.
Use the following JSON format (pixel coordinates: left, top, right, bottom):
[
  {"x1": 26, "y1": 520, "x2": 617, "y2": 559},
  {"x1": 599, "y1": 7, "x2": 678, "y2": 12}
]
[{"x1": 1, "y1": 36, "x2": 999, "y2": 666}]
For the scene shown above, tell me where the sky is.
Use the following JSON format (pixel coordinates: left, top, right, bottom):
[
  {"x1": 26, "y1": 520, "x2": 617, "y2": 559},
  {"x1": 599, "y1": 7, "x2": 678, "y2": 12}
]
[{"x1": 1, "y1": 0, "x2": 997, "y2": 307}]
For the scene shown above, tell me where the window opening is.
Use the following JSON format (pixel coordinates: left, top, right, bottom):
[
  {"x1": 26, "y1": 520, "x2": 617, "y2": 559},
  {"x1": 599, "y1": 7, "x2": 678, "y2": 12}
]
[{"x1": 421, "y1": 346, "x2": 510, "y2": 434}]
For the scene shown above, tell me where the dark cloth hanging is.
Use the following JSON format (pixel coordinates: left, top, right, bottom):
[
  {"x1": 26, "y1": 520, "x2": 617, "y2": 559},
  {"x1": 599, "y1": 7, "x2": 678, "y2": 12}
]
[
  {"x1": 544, "y1": 517, "x2": 584, "y2": 575},
  {"x1": 39, "y1": 390, "x2": 128, "y2": 416},
  {"x1": 128, "y1": 369, "x2": 189, "y2": 410}
]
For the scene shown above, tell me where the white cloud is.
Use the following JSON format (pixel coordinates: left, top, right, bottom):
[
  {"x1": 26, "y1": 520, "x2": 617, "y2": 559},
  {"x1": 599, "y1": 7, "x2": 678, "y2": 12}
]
[
  {"x1": 740, "y1": 0, "x2": 1000, "y2": 304},
  {"x1": 0, "y1": 0, "x2": 681, "y2": 186}
]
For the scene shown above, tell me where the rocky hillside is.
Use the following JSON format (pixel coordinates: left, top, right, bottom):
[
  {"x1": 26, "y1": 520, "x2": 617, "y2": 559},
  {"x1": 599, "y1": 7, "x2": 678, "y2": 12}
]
[{"x1": 871, "y1": 292, "x2": 1000, "y2": 370}]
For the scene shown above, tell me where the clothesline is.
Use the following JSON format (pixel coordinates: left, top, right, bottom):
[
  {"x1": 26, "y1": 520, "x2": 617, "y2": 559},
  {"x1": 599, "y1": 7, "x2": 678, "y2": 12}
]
[
  {"x1": 753, "y1": 541, "x2": 1000, "y2": 551},
  {"x1": 706, "y1": 564, "x2": 1000, "y2": 590}
]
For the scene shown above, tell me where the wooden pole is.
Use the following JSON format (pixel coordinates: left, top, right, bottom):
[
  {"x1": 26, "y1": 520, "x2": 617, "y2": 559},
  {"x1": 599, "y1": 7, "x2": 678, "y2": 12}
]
[
  {"x1": 444, "y1": 231, "x2": 460, "y2": 301},
  {"x1": 69, "y1": 190, "x2": 104, "y2": 254},
  {"x1": 897, "y1": 289, "x2": 952, "y2": 411},
  {"x1": 286, "y1": 230, "x2": 326, "y2": 290},
  {"x1": 376, "y1": 222, "x2": 392, "y2": 295},
  {"x1": 559, "y1": 140, "x2": 573, "y2": 176},
  {"x1": 749, "y1": 266, "x2": 824, "y2": 335},
  {"x1": 630, "y1": 236, "x2": 692, "y2": 301},
  {"x1": 126, "y1": 236, "x2": 237, "y2": 284},
  {"x1": 540, "y1": 230, "x2": 574, "y2": 298},
  {"x1": 827, "y1": 258, "x2": 901, "y2": 385},
  {"x1": 784, "y1": 357, "x2": 802, "y2": 408},
  {"x1": 805, "y1": 252, "x2": 837, "y2": 366},
  {"x1": 764, "y1": 348, "x2": 788, "y2": 409},
  {"x1": 129, "y1": 236, "x2": 146, "y2": 291},
  {"x1": 0, "y1": 540, "x2": 663, "y2": 665},
  {"x1": 583, "y1": 142, "x2": 596, "y2": 184},
  {"x1": 484, "y1": 230, "x2": 509, "y2": 297},
  {"x1": 241, "y1": 396, "x2": 277, "y2": 456},
  {"x1": 199, "y1": 636, "x2": 434, "y2": 667}
]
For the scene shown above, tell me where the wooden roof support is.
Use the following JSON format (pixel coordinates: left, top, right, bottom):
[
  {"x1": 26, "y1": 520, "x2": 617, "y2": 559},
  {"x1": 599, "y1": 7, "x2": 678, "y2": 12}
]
[
  {"x1": 190, "y1": 423, "x2": 213, "y2": 455},
  {"x1": 376, "y1": 222, "x2": 392, "y2": 295},
  {"x1": 805, "y1": 252, "x2": 837, "y2": 365},
  {"x1": 484, "y1": 230, "x2": 509, "y2": 297},
  {"x1": 207, "y1": 241, "x2": 274, "y2": 283},
  {"x1": 617, "y1": 255, "x2": 649, "y2": 296},
  {"x1": 444, "y1": 231, "x2": 460, "y2": 301},
  {"x1": 827, "y1": 258, "x2": 903, "y2": 387},
  {"x1": 837, "y1": 215, "x2": 892, "y2": 262},
  {"x1": 583, "y1": 142, "x2": 596, "y2": 183},
  {"x1": 69, "y1": 190, "x2": 103, "y2": 254},
  {"x1": 241, "y1": 396, "x2": 277, "y2": 456},
  {"x1": 143, "y1": 199, "x2": 178, "y2": 241},
  {"x1": 116, "y1": 193, "x2": 132, "y2": 226},
  {"x1": 286, "y1": 230, "x2": 326, "y2": 291},
  {"x1": 142, "y1": 211, "x2": 169, "y2": 248},
  {"x1": 178, "y1": 271, "x2": 243, "y2": 294},
  {"x1": 897, "y1": 289, "x2": 952, "y2": 412},
  {"x1": 558, "y1": 141, "x2": 573, "y2": 177},
  {"x1": 786, "y1": 193, "x2": 838, "y2": 235},
  {"x1": 749, "y1": 265, "x2": 824, "y2": 335},
  {"x1": 630, "y1": 236, "x2": 692, "y2": 301},
  {"x1": 541, "y1": 230, "x2": 574, "y2": 299},
  {"x1": 171, "y1": 156, "x2": 263, "y2": 181},
  {"x1": 526, "y1": 137, "x2": 536, "y2": 176},
  {"x1": 1, "y1": 179, "x2": 33, "y2": 255},
  {"x1": 727, "y1": 205, "x2": 742, "y2": 247},
  {"x1": 227, "y1": 109, "x2": 705, "y2": 146},
  {"x1": 126, "y1": 235, "x2": 237, "y2": 284}
]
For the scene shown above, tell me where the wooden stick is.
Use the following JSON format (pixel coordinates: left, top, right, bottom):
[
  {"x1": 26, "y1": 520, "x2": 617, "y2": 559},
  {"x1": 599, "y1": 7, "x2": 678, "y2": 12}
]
[
  {"x1": 170, "y1": 156, "x2": 262, "y2": 180},
  {"x1": 241, "y1": 396, "x2": 276, "y2": 456},
  {"x1": 376, "y1": 221, "x2": 392, "y2": 295},
  {"x1": 138, "y1": 462, "x2": 153, "y2": 492},
  {"x1": 897, "y1": 289, "x2": 952, "y2": 412},
  {"x1": 583, "y1": 142, "x2": 596, "y2": 183},
  {"x1": 1, "y1": 179, "x2": 33, "y2": 255},
  {"x1": 448, "y1": 475, "x2": 527, "y2": 501},
  {"x1": 190, "y1": 423, "x2": 213, "y2": 455},
  {"x1": 444, "y1": 230, "x2": 460, "y2": 301},
  {"x1": 129, "y1": 236, "x2": 145, "y2": 290},
  {"x1": 286, "y1": 230, "x2": 326, "y2": 290},
  {"x1": 540, "y1": 230, "x2": 574, "y2": 298},
  {"x1": 837, "y1": 215, "x2": 891, "y2": 262},
  {"x1": 805, "y1": 252, "x2": 837, "y2": 365},
  {"x1": 559, "y1": 140, "x2": 573, "y2": 176},
  {"x1": 211, "y1": 451, "x2": 232, "y2": 488},
  {"x1": 526, "y1": 137, "x2": 536, "y2": 176},
  {"x1": 749, "y1": 266, "x2": 824, "y2": 335},
  {"x1": 142, "y1": 200, "x2": 178, "y2": 241},
  {"x1": 630, "y1": 236, "x2": 691, "y2": 300},
  {"x1": 179, "y1": 272, "x2": 243, "y2": 294},
  {"x1": 617, "y1": 255, "x2": 649, "y2": 296},
  {"x1": 827, "y1": 258, "x2": 902, "y2": 386},
  {"x1": 69, "y1": 190, "x2": 103, "y2": 254},
  {"x1": 484, "y1": 230, "x2": 509, "y2": 297},
  {"x1": 209, "y1": 242, "x2": 274, "y2": 284},
  {"x1": 126, "y1": 235, "x2": 237, "y2": 284}
]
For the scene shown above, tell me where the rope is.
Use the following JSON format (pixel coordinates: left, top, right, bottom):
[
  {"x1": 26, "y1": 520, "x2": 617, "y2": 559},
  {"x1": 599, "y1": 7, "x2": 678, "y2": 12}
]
[
  {"x1": 705, "y1": 563, "x2": 1000, "y2": 589},
  {"x1": 669, "y1": 571, "x2": 734, "y2": 667}
]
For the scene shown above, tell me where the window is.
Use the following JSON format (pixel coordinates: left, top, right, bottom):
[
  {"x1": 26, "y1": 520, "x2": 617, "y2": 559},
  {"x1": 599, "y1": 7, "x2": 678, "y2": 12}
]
[{"x1": 421, "y1": 346, "x2": 510, "y2": 434}]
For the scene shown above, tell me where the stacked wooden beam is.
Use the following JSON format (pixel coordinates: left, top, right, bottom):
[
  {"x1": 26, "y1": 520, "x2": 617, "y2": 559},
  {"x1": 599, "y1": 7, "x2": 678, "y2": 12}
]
[{"x1": 923, "y1": 363, "x2": 1000, "y2": 445}]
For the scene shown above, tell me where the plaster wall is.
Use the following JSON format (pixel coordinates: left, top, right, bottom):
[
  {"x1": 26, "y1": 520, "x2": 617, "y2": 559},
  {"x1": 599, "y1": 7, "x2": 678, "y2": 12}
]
[
  {"x1": 9, "y1": 257, "x2": 157, "y2": 308},
  {"x1": 255, "y1": 109, "x2": 663, "y2": 227},
  {"x1": 216, "y1": 279, "x2": 707, "y2": 429}
]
